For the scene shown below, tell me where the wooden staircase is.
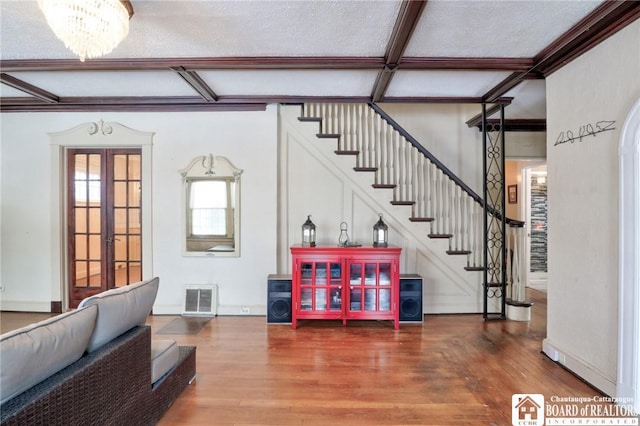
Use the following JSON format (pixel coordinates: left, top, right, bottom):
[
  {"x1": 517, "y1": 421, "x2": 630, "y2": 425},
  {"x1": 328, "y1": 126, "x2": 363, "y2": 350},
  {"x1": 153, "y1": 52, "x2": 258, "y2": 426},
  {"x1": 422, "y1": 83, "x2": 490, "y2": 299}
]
[
  {"x1": 298, "y1": 102, "x2": 485, "y2": 271},
  {"x1": 297, "y1": 103, "x2": 529, "y2": 318}
]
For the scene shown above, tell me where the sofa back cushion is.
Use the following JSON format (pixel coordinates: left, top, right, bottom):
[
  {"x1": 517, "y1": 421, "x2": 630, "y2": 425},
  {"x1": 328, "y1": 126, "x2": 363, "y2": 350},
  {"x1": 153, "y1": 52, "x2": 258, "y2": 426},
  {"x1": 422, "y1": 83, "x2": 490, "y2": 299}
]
[
  {"x1": 78, "y1": 277, "x2": 159, "y2": 353},
  {"x1": 0, "y1": 304, "x2": 98, "y2": 404}
]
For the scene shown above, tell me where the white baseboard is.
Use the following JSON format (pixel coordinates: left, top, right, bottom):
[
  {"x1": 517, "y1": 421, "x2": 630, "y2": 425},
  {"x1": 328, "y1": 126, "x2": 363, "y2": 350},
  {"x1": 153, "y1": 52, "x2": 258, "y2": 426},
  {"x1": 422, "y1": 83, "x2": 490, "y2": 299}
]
[
  {"x1": 527, "y1": 280, "x2": 547, "y2": 292},
  {"x1": 0, "y1": 300, "x2": 52, "y2": 312},
  {"x1": 543, "y1": 338, "x2": 616, "y2": 397},
  {"x1": 153, "y1": 303, "x2": 267, "y2": 316}
]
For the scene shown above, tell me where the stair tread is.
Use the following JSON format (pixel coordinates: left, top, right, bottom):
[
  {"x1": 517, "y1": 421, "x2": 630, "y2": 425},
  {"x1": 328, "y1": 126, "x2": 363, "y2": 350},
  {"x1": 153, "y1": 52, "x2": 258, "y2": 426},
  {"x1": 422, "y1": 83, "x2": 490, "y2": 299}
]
[
  {"x1": 373, "y1": 184, "x2": 396, "y2": 189},
  {"x1": 409, "y1": 217, "x2": 433, "y2": 222},
  {"x1": 428, "y1": 233, "x2": 453, "y2": 239},
  {"x1": 317, "y1": 133, "x2": 340, "y2": 139},
  {"x1": 298, "y1": 117, "x2": 321, "y2": 122},
  {"x1": 335, "y1": 150, "x2": 359, "y2": 155},
  {"x1": 391, "y1": 200, "x2": 415, "y2": 205},
  {"x1": 464, "y1": 266, "x2": 485, "y2": 271},
  {"x1": 446, "y1": 250, "x2": 472, "y2": 255},
  {"x1": 354, "y1": 167, "x2": 377, "y2": 172}
]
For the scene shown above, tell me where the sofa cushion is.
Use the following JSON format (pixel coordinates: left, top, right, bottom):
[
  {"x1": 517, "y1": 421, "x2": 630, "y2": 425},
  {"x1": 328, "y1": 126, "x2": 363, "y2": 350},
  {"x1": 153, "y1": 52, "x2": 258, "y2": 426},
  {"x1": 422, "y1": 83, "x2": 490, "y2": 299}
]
[
  {"x1": 0, "y1": 304, "x2": 98, "y2": 405},
  {"x1": 78, "y1": 277, "x2": 159, "y2": 353},
  {"x1": 151, "y1": 339, "x2": 179, "y2": 384}
]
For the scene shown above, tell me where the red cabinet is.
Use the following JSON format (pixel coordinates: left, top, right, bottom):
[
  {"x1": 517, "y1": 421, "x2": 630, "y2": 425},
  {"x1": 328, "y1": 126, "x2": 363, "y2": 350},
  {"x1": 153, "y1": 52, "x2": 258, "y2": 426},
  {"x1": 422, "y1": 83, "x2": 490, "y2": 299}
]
[{"x1": 290, "y1": 246, "x2": 401, "y2": 329}]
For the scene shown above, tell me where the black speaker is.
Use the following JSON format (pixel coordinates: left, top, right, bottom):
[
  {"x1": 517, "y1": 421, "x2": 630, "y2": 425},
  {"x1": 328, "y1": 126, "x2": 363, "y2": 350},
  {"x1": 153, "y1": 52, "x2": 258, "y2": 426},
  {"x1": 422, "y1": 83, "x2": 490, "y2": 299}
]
[
  {"x1": 399, "y1": 274, "x2": 423, "y2": 323},
  {"x1": 267, "y1": 275, "x2": 292, "y2": 324}
]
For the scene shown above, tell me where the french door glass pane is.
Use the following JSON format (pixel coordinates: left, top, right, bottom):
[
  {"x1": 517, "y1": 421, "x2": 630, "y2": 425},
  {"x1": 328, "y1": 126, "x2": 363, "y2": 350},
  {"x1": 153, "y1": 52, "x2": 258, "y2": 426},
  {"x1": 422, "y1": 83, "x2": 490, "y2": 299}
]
[
  {"x1": 75, "y1": 235, "x2": 87, "y2": 258},
  {"x1": 114, "y1": 182, "x2": 127, "y2": 206},
  {"x1": 113, "y1": 155, "x2": 127, "y2": 180},
  {"x1": 128, "y1": 181, "x2": 140, "y2": 206},
  {"x1": 89, "y1": 207, "x2": 101, "y2": 233},
  {"x1": 89, "y1": 235, "x2": 101, "y2": 259},
  {"x1": 88, "y1": 261, "x2": 101, "y2": 286},
  {"x1": 75, "y1": 208, "x2": 87, "y2": 233},
  {"x1": 75, "y1": 263, "x2": 87, "y2": 286},
  {"x1": 74, "y1": 182, "x2": 87, "y2": 206},
  {"x1": 129, "y1": 209, "x2": 141, "y2": 233},
  {"x1": 129, "y1": 236, "x2": 141, "y2": 261},
  {"x1": 114, "y1": 208, "x2": 127, "y2": 233},
  {"x1": 88, "y1": 154, "x2": 100, "y2": 176},
  {"x1": 128, "y1": 155, "x2": 141, "y2": 180},
  {"x1": 130, "y1": 262, "x2": 142, "y2": 283}
]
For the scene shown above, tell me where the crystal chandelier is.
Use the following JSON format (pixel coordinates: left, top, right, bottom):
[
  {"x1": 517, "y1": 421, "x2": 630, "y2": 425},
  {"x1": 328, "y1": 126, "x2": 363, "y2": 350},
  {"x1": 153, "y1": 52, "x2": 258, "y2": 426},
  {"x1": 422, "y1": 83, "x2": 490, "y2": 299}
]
[{"x1": 37, "y1": 0, "x2": 133, "y2": 62}]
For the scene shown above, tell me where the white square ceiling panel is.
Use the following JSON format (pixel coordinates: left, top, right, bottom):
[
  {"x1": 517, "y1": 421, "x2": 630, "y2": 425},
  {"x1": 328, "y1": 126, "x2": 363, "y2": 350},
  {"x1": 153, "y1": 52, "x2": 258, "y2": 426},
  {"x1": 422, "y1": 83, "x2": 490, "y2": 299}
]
[
  {"x1": 405, "y1": 0, "x2": 603, "y2": 58},
  {"x1": 386, "y1": 70, "x2": 513, "y2": 98},
  {"x1": 199, "y1": 70, "x2": 380, "y2": 97},
  {"x1": 7, "y1": 71, "x2": 197, "y2": 98},
  {"x1": 112, "y1": 0, "x2": 401, "y2": 59}
]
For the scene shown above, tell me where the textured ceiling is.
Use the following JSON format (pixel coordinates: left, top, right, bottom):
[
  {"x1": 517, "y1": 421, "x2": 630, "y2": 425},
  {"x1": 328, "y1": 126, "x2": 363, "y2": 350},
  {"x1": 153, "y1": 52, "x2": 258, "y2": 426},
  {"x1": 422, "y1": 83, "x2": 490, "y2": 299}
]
[{"x1": 1, "y1": 0, "x2": 636, "y2": 122}]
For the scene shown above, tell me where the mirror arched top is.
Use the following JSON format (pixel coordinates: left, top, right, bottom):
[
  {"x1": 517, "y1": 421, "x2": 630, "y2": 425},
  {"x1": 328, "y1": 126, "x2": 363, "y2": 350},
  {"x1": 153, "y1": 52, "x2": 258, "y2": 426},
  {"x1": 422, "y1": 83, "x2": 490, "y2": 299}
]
[{"x1": 180, "y1": 154, "x2": 243, "y2": 257}]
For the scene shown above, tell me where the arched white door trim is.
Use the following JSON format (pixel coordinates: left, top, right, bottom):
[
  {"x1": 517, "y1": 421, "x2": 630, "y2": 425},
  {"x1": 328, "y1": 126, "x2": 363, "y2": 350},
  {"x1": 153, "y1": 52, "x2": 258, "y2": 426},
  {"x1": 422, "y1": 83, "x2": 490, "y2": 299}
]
[{"x1": 618, "y1": 98, "x2": 640, "y2": 413}]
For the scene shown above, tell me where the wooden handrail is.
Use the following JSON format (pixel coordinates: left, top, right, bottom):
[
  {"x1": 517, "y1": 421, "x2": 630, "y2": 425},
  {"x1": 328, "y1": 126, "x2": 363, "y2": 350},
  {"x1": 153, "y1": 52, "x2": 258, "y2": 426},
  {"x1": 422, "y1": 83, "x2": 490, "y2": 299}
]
[{"x1": 368, "y1": 102, "x2": 524, "y2": 227}]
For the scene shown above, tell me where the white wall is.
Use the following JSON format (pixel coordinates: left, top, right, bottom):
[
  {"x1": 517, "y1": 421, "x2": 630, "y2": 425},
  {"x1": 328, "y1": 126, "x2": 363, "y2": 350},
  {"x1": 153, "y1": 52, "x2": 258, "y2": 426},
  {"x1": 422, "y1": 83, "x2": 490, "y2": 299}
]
[
  {"x1": 543, "y1": 20, "x2": 640, "y2": 396},
  {"x1": 0, "y1": 101, "x2": 531, "y2": 315},
  {"x1": 0, "y1": 107, "x2": 278, "y2": 315}
]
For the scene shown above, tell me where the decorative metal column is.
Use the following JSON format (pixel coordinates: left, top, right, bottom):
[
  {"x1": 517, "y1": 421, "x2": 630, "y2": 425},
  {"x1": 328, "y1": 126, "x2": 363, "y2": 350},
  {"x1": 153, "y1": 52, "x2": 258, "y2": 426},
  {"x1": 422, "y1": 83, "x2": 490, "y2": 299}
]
[{"x1": 482, "y1": 103, "x2": 507, "y2": 320}]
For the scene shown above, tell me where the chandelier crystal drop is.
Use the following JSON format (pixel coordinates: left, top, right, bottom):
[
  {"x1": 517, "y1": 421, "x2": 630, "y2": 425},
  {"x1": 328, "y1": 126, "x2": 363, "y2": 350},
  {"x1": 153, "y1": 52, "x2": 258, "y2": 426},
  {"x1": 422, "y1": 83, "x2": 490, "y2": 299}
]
[{"x1": 37, "y1": 0, "x2": 131, "y2": 62}]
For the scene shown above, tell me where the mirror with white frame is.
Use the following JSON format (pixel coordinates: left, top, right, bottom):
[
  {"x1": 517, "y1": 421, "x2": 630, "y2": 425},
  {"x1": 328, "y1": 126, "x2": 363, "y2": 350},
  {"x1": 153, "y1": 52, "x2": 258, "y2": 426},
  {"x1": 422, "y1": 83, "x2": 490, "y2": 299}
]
[{"x1": 180, "y1": 154, "x2": 242, "y2": 257}]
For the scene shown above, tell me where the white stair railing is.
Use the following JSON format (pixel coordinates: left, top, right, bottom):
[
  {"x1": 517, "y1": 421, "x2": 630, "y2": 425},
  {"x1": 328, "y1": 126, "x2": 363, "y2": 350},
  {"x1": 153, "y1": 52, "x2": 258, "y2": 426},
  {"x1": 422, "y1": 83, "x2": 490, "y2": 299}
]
[
  {"x1": 507, "y1": 223, "x2": 527, "y2": 302},
  {"x1": 300, "y1": 102, "x2": 523, "y2": 273}
]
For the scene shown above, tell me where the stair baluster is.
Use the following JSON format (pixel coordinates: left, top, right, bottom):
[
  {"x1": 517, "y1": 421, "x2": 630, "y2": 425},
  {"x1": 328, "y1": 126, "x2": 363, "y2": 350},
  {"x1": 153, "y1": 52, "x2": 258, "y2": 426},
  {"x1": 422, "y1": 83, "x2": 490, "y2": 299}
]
[{"x1": 298, "y1": 103, "x2": 524, "y2": 292}]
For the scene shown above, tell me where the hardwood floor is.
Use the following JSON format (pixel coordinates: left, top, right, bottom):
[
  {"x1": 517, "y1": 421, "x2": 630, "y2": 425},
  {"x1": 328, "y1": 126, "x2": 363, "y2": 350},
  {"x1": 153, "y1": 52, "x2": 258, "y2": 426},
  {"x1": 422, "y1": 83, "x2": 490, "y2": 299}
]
[
  {"x1": 1, "y1": 290, "x2": 623, "y2": 425},
  {"x1": 152, "y1": 290, "x2": 616, "y2": 425}
]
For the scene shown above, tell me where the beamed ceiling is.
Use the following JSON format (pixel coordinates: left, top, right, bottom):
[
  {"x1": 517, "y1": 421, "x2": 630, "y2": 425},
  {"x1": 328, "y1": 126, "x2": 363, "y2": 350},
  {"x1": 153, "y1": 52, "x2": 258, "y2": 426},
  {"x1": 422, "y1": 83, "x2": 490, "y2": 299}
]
[{"x1": 1, "y1": 0, "x2": 639, "y2": 128}]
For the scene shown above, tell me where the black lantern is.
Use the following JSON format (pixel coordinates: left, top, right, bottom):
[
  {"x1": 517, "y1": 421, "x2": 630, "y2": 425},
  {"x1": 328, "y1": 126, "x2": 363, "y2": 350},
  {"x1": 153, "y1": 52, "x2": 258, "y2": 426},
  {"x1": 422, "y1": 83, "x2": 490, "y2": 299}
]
[
  {"x1": 373, "y1": 214, "x2": 388, "y2": 247},
  {"x1": 301, "y1": 215, "x2": 316, "y2": 247}
]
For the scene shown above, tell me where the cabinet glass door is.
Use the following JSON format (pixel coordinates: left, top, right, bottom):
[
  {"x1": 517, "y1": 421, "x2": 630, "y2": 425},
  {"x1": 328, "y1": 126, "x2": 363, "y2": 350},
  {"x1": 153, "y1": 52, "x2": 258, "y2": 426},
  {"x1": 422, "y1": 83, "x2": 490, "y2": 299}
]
[
  {"x1": 299, "y1": 261, "x2": 341, "y2": 312},
  {"x1": 348, "y1": 261, "x2": 392, "y2": 312}
]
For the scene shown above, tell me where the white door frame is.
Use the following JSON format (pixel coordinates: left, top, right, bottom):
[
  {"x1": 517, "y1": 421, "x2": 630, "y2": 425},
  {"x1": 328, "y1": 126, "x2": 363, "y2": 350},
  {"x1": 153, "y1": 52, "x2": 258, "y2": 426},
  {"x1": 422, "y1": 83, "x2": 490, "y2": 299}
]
[
  {"x1": 48, "y1": 121, "x2": 154, "y2": 310},
  {"x1": 617, "y1": 98, "x2": 640, "y2": 413}
]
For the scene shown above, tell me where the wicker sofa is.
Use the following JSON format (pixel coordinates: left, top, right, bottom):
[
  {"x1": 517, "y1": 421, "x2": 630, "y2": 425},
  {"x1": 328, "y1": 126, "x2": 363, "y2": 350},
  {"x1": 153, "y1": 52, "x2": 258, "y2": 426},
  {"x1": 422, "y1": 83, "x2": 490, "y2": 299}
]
[{"x1": 0, "y1": 278, "x2": 196, "y2": 426}]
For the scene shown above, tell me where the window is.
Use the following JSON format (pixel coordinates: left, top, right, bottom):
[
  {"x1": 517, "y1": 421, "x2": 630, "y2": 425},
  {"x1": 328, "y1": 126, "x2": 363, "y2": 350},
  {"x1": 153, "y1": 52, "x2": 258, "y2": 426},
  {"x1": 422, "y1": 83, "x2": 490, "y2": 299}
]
[{"x1": 188, "y1": 179, "x2": 235, "y2": 237}]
